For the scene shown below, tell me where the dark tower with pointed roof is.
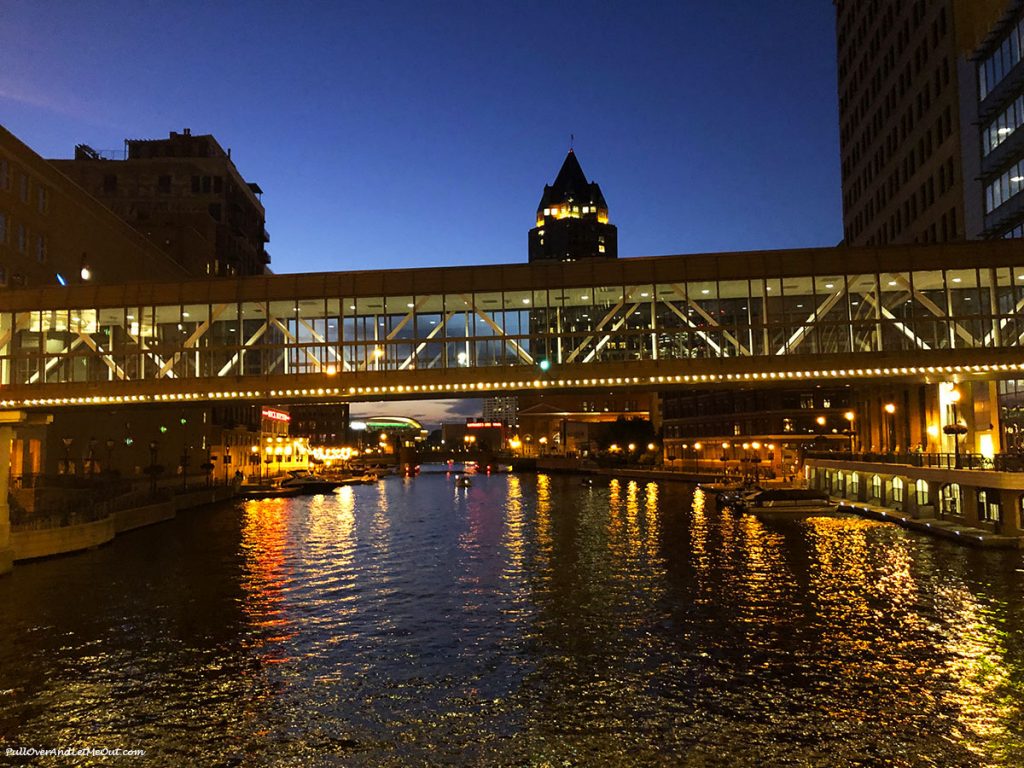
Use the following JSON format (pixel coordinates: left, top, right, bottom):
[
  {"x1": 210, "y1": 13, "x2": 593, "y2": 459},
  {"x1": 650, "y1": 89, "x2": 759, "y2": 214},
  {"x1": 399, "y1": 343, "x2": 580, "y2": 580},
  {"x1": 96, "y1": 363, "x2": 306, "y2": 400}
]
[{"x1": 528, "y1": 150, "x2": 617, "y2": 263}]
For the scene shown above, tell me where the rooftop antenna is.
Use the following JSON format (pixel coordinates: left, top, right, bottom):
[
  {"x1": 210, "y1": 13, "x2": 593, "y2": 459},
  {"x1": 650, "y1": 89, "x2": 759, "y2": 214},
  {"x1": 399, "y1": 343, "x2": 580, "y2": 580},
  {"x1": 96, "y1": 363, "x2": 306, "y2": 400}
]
[{"x1": 569, "y1": 133, "x2": 574, "y2": 152}]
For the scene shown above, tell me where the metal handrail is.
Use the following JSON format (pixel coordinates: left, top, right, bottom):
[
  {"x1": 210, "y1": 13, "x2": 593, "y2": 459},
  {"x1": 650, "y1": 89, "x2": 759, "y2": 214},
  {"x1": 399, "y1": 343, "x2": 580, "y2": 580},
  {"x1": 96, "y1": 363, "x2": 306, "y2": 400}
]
[{"x1": 804, "y1": 450, "x2": 1022, "y2": 472}]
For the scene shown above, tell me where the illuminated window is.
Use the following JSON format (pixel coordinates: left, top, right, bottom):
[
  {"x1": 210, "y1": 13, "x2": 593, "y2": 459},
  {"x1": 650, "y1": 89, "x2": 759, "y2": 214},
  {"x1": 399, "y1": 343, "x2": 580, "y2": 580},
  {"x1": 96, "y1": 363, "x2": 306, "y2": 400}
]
[
  {"x1": 890, "y1": 476, "x2": 904, "y2": 505},
  {"x1": 598, "y1": 245, "x2": 605, "y2": 253},
  {"x1": 543, "y1": 208, "x2": 550, "y2": 216},
  {"x1": 915, "y1": 479, "x2": 929, "y2": 506},
  {"x1": 582, "y1": 206, "x2": 589, "y2": 213}
]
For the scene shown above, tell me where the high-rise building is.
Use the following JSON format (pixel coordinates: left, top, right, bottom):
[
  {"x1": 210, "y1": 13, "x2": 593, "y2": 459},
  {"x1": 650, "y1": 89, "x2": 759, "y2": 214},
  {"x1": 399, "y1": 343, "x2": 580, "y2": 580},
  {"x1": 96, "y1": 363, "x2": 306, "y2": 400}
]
[
  {"x1": 836, "y1": 0, "x2": 965, "y2": 246},
  {"x1": 958, "y1": 1, "x2": 1024, "y2": 239},
  {"x1": 482, "y1": 395, "x2": 518, "y2": 427},
  {"x1": 528, "y1": 150, "x2": 617, "y2": 262},
  {"x1": 836, "y1": 0, "x2": 1021, "y2": 246},
  {"x1": 50, "y1": 129, "x2": 270, "y2": 277}
]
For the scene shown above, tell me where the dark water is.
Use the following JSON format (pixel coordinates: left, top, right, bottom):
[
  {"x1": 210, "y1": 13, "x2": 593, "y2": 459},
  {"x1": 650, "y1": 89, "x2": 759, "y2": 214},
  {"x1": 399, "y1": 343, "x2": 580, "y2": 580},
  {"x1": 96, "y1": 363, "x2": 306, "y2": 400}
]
[{"x1": 2, "y1": 472, "x2": 1024, "y2": 767}]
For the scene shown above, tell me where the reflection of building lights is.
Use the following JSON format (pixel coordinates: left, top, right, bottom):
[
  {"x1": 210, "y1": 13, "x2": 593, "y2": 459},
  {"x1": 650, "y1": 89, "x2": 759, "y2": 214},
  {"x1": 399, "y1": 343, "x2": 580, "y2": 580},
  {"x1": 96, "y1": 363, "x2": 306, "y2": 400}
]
[
  {"x1": 884, "y1": 403, "x2": 896, "y2": 414},
  {"x1": 927, "y1": 424, "x2": 940, "y2": 438}
]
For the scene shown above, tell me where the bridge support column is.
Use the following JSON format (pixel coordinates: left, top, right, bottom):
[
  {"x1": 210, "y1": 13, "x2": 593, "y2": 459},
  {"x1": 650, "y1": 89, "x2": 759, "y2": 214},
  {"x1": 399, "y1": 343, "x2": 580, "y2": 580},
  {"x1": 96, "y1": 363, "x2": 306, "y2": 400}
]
[{"x1": 0, "y1": 412, "x2": 33, "y2": 576}]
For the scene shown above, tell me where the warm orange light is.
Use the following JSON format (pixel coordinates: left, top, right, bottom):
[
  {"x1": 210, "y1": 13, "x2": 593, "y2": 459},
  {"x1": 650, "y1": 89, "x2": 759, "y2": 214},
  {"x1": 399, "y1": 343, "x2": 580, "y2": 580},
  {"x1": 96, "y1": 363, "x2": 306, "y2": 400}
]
[
  {"x1": 816, "y1": 416, "x2": 826, "y2": 426},
  {"x1": 884, "y1": 403, "x2": 896, "y2": 414},
  {"x1": 693, "y1": 442, "x2": 702, "y2": 451},
  {"x1": 844, "y1": 410, "x2": 855, "y2": 422},
  {"x1": 948, "y1": 389, "x2": 962, "y2": 403}
]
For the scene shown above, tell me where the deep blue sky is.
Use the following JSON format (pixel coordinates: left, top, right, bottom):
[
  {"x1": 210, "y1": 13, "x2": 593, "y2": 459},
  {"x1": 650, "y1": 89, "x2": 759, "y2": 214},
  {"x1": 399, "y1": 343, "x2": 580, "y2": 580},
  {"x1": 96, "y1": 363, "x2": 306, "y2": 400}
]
[
  {"x1": 1, "y1": 1, "x2": 841, "y2": 426},
  {"x1": 2, "y1": 0, "x2": 841, "y2": 273}
]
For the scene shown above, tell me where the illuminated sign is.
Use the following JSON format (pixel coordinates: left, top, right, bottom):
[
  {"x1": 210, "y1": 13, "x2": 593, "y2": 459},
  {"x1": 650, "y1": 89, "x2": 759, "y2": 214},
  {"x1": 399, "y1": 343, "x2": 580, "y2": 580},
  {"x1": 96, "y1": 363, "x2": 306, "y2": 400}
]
[
  {"x1": 467, "y1": 422, "x2": 503, "y2": 428},
  {"x1": 261, "y1": 407, "x2": 291, "y2": 423}
]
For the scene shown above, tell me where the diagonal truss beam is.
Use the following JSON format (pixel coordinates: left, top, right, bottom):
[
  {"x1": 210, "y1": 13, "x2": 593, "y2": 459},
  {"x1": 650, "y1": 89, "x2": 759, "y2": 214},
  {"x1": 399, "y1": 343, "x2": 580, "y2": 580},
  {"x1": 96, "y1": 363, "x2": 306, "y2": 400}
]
[
  {"x1": 400, "y1": 311, "x2": 456, "y2": 370},
  {"x1": 565, "y1": 290, "x2": 635, "y2": 364},
  {"x1": 775, "y1": 283, "x2": 848, "y2": 355},
  {"x1": 887, "y1": 273, "x2": 978, "y2": 347},
  {"x1": 672, "y1": 284, "x2": 750, "y2": 356}
]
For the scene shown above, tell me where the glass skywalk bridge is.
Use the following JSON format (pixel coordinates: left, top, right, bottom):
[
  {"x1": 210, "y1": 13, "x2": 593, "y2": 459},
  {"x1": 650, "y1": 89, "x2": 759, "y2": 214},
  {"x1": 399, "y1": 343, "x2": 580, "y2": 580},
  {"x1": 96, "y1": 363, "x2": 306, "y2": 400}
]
[{"x1": 2, "y1": 241, "x2": 1023, "y2": 408}]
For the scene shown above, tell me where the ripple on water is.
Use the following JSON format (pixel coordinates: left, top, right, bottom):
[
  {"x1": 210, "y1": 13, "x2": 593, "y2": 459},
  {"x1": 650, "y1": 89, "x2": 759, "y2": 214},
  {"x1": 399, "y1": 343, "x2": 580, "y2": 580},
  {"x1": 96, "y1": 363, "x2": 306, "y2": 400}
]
[{"x1": 1, "y1": 473, "x2": 1024, "y2": 766}]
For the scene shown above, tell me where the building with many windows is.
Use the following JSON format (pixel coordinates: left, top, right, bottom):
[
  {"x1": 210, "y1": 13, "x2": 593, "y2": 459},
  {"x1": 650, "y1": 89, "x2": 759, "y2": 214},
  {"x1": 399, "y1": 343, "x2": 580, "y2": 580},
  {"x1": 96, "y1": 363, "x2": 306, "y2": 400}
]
[
  {"x1": 0, "y1": 126, "x2": 186, "y2": 289},
  {"x1": 960, "y1": 1, "x2": 1024, "y2": 239},
  {"x1": 528, "y1": 150, "x2": 617, "y2": 263},
  {"x1": 835, "y1": 0, "x2": 967, "y2": 246},
  {"x1": 50, "y1": 129, "x2": 270, "y2": 277}
]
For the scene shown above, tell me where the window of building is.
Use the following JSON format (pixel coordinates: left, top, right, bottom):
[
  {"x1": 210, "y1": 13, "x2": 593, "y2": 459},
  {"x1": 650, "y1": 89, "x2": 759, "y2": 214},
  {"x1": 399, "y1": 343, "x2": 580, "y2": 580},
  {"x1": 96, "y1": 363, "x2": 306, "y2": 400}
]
[
  {"x1": 916, "y1": 479, "x2": 929, "y2": 507},
  {"x1": 34, "y1": 234, "x2": 46, "y2": 263},
  {"x1": 983, "y1": 94, "x2": 1024, "y2": 156},
  {"x1": 0, "y1": 158, "x2": 8, "y2": 190},
  {"x1": 891, "y1": 476, "x2": 904, "y2": 505},
  {"x1": 870, "y1": 474, "x2": 882, "y2": 500},
  {"x1": 985, "y1": 158, "x2": 1024, "y2": 214},
  {"x1": 978, "y1": 18, "x2": 1024, "y2": 101},
  {"x1": 978, "y1": 489, "x2": 1001, "y2": 523},
  {"x1": 0, "y1": 211, "x2": 6, "y2": 243},
  {"x1": 939, "y1": 483, "x2": 961, "y2": 516},
  {"x1": 19, "y1": 174, "x2": 29, "y2": 203},
  {"x1": 16, "y1": 223, "x2": 25, "y2": 252}
]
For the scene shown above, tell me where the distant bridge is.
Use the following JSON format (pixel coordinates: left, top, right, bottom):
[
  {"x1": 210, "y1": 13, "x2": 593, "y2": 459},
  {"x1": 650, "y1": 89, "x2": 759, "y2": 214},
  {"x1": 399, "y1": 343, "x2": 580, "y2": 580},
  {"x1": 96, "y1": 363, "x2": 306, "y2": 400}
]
[{"x1": 1, "y1": 240, "x2": 1023, "y2": 409}]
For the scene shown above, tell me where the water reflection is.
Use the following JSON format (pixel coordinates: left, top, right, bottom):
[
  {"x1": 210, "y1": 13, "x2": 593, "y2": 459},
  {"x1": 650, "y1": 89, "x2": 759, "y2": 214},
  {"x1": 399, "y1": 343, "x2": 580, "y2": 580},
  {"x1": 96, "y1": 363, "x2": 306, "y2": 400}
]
[{"x1": 1, "y1": 473, "x2": 1024, "y2": 765}]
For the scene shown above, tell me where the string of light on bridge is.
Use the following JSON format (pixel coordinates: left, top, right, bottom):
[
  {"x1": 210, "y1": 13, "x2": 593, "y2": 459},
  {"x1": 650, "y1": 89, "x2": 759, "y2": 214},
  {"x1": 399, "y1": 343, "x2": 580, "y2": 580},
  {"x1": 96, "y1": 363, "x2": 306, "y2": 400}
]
[{"x1": 5, "y1": 361, "x2": 1024, "y2": 408}]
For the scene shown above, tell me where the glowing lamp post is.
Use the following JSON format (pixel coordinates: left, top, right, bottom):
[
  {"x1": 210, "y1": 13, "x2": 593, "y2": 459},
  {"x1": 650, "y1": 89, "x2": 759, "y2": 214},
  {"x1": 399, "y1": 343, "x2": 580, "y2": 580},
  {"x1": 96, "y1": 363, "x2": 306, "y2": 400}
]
[
  {"x1": 884, "y1": 403, "x2": 896, "y2": 453},
  {"x1": 844, "y1": 411, "x2": 855, "y2": 453},
  {"x1": 943, "y1": 388, "x2": 967, "y2": 469}
]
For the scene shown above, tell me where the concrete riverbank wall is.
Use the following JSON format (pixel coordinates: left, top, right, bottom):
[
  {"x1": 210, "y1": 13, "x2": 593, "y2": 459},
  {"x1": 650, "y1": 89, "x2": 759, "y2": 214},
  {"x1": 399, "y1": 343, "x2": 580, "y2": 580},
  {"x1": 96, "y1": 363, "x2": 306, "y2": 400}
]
[{"x1": 8, "y1": 485, "x2": 235, "y2": 565}]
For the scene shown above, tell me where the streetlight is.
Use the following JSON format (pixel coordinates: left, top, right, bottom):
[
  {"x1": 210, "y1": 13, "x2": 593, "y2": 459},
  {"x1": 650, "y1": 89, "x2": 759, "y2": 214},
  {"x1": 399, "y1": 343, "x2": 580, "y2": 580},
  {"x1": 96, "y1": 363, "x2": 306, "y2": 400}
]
[
  {"x1": 944, "y1": 388, "x2": 967, "y2": 469},
  {"x1": 884, "y1": 402, "x2": 896, "y2": 453},
  {"x1": 251, "y1": 444, "x2": 260, "y2": 483},
  {"x1": 844, "y1": 411, "x2": 855, "y2": 453},
  {"x1": 693, "y1": 441, "x2": 702, "y2": 474}
]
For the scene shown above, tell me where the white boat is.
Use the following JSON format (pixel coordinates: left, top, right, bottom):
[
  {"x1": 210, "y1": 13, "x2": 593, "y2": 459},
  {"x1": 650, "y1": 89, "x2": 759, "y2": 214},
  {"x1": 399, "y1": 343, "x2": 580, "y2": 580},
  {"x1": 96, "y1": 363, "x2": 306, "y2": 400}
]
[{"x1": 279, "y1": 470, "x2": 340, "y2": 493}]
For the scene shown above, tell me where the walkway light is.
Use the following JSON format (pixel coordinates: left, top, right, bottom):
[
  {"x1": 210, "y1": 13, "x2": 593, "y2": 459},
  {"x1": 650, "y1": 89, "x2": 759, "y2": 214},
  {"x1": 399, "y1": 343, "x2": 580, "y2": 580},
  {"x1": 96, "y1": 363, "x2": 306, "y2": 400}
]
[{"x1": 816, "y1": 416, "x2": 826, "y2": 426}]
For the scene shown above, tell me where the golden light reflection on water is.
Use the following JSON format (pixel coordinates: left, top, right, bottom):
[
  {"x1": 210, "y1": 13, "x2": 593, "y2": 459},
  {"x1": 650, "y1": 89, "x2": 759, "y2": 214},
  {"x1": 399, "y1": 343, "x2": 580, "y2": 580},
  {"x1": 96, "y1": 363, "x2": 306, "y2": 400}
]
[
  {"x1": 936, "y1": 580, "x2": 1016, "y2": 760},
  {"x1": 535, "y1": 473, "x2": 553, "y2": 564},
  {"x1": 503, "y1": 474, "x2": 525, "y2": 575},
  {"x1": 240, "y1": 499, "x2": 297, "y2": 663}
]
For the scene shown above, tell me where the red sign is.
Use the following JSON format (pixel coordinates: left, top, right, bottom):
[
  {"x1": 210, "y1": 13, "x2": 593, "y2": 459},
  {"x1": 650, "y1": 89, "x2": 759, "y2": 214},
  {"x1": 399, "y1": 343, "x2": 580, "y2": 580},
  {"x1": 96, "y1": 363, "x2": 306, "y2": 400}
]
[
  {"x1": 467, "y1": 422, "x2": 502, "y2": 428},
  {"x1": 262, "y1": 407, "x2": 290, "y2": 423}
]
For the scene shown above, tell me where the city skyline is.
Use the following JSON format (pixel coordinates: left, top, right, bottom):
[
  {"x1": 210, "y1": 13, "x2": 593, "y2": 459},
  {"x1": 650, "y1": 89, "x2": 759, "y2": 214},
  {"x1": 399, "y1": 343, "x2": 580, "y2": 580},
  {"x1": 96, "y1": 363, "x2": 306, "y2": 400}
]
[{"x1": 1, "y1": 1, "x2": 842, "y2": 276}]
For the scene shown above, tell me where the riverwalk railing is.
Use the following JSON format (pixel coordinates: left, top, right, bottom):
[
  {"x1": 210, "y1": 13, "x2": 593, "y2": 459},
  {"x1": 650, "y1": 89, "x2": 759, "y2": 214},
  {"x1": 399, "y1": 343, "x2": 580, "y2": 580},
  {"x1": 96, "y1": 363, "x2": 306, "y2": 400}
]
[{"x1": 804, "y1": 450, "x2": 1024, "y2": 472}]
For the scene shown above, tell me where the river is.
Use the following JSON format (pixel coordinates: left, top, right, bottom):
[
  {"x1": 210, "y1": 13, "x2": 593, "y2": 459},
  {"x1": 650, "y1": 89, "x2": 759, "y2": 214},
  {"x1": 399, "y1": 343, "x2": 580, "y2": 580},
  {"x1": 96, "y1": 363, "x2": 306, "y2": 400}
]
[{"x1": 2, "y1": 470, "x2": 1023, "y2": 766}]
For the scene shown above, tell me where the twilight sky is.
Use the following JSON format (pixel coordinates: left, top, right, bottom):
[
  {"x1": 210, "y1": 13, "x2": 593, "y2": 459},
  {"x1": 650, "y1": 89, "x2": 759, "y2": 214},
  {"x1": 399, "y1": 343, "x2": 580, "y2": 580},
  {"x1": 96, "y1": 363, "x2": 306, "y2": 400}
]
[{"x1": 1, "y1": 0, "x2": 841, "y2": 424}]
